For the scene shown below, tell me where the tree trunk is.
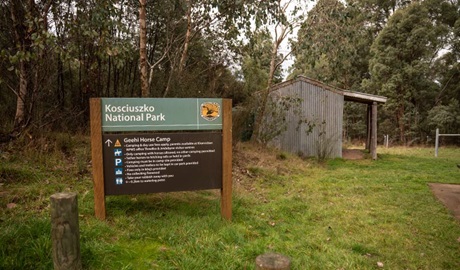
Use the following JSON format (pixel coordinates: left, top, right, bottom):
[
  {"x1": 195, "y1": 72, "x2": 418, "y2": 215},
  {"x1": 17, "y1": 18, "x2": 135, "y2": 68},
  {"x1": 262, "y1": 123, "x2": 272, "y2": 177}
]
[
  {"x1": 106, "y1": 57, "x2": 111, "y2": 96},
  {"x1": 163, "y1": 66, "x2": 175, "y2": 97},
  {"x1": 57, "y1": 54, "x2": 65, "y2": 107},
  {"x1": 251, "y1": 29, "x2": 284, "y2": 142},
  {"x1": 10, "y1": 1, "x2": 29, "y2": 131},
  {"x1": 147, "y1": 33, "x2": 168, "y2": 92},
  {"x1": 179, "y1": 0, "x2": 192, "y2": 74},
  {"x1": 130, "y1": 60, "x2": 139, "y2": 97},
  {"x1": 113, "y1": 66, "x2": 119, "y2": 97},
  {"x1": 9, "y1": 0, "x2": 52, "y2": 132},
  {"x1": 139, "y1": 0, "x2": 149, "y2": 97},
  {"x1": 14, "y1": 60, "x2": 28, "y2": 130},
  {"x1": 398, "y1": 104, "x2": 405, "y2": 144},
  {"x1": 68, "y1": 62, "x2": 73, "y2": 103},
  {"x1": 147, "y1": 32, "x2": 158, "y2": 90}
]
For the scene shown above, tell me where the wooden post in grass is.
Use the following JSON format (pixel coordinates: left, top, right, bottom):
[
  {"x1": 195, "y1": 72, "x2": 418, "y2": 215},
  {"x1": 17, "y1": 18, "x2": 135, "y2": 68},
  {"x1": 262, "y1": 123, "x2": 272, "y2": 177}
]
[
  {"x1": 50, "y1": 192, "x2": 82, "y2": 270},
  {"x1": 90, "y1": 98, "x2": 105, "y2": 220},
  {"x1": 256, "y1": 253, "x2": 291, "y2": 270}
]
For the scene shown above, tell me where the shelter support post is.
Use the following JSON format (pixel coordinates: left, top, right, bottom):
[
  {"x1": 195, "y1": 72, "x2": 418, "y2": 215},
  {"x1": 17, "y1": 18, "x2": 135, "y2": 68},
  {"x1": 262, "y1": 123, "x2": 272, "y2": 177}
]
[
  {"x1": 366, "y1": 104, "x2": 371, "y2": 151},
  {"x1": 435, "y1": 128, "x2": 439, "y2": 157},
  {"x1": 371, "y1": 102, "x2": 378, "y2": 160}
]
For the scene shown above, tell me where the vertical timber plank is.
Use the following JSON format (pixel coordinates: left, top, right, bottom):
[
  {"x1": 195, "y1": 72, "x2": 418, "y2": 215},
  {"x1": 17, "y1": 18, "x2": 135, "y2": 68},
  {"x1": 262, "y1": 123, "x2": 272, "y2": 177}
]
[
  {"x1": 90, "y1": 98, "x2": 106, "y2": 220},
  {"x1": 221, "y1": 99, "x2": 232, "y2": 221},
  {"x1": 371, "y1": 102, "x2": 378, "y2": 160}
]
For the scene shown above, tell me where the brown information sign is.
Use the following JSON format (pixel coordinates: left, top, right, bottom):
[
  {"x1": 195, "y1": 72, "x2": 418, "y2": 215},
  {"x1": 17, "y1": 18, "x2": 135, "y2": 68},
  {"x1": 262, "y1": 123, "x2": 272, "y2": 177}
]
[{"x1": 103, "y1": 132, "x2": 222, "y2": 195}]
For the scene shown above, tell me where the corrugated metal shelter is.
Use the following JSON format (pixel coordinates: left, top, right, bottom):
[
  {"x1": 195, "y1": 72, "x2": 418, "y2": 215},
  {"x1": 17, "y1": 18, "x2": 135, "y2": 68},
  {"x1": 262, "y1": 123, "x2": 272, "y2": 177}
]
[{"x1": 265, "y1": 76, "x2": 387, "y2": 159}]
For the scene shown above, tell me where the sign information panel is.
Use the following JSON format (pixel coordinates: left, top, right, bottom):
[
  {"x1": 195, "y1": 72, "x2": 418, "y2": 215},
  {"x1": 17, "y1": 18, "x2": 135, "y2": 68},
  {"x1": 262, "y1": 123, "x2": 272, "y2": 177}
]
[{"x1": 103, "y1": 132, "x2": 222, "y2": 195}]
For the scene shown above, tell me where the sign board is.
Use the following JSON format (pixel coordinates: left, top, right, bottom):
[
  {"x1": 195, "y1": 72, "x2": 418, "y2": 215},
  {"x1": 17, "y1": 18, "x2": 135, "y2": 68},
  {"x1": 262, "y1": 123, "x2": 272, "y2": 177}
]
[{"x1": 90, "y1": 98, "x2": 232, "y2": 221}]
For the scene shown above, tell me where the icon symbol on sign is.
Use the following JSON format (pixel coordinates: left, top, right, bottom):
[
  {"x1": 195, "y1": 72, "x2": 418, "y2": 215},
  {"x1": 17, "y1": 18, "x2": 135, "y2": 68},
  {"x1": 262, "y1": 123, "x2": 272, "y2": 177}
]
[
  {"x1": 116, "y1": 178, "x2": 123, "y2": 185},
  {"x1": 115, "y1": 158, "x2": 122, "y2": 166},
  {"x1": 114, "y1": 148, "x2": 122, "y2": 157},
  {"x1": 115, "y1": 168, "x2": 123, "y2": 175},
  {"x1": 114, "y1": 139, "x2": 122, "y2": 147}
]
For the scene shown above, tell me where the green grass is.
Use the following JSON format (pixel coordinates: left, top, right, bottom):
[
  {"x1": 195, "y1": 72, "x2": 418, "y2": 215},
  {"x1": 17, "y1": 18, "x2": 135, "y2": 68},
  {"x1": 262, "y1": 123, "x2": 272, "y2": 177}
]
[{"x1": 1, "y1": 137, "x2": 459, "y2": 269}]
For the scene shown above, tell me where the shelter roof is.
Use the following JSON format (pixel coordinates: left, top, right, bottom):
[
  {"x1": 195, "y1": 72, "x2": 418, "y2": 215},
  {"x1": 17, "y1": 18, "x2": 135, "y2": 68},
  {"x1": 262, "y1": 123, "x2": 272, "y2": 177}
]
[{"x1": 271, "y1": 76, "x2": 387, "y2": 104}]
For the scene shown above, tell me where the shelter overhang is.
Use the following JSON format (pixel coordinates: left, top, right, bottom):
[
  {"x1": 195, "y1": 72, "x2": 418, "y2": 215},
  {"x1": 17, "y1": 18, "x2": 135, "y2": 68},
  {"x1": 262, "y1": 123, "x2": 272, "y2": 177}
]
[
  {"x1": 271, "y1": 76, "x2": 387, "y2": 105},
  {"x1": 343, "y1": 91, "x2": 387, "y2": 104}
]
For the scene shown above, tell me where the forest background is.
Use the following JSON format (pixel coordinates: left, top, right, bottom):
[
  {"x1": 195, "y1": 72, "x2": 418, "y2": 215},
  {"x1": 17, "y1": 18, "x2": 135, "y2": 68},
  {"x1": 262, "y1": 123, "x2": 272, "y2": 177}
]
[{"x1": 1, "y1": 0, "x2": 459, "y2": 146}]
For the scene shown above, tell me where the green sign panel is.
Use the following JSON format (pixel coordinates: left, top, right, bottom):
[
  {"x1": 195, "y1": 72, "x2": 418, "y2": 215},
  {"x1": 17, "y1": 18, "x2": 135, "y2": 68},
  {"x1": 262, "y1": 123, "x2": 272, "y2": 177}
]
[{"x1": 101, "y1": 98, "x2": 222, "y2": 132}]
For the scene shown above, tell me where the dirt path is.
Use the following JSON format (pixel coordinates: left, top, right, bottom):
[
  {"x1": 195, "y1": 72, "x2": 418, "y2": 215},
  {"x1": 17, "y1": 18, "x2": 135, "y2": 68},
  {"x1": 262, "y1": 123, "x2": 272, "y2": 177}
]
[
  {"x1": 342, "y1": 149, "x2": 365, "y2": 160},
  {"x1": 429, "y1": 183, "x2": 460, "y2": 222}
]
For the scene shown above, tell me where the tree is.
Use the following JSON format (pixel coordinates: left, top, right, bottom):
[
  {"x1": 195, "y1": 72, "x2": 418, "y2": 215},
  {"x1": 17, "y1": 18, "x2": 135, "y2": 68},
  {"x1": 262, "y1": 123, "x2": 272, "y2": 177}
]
[
  {"x1": 430, "y1": 0, "x2": 460, "y2": 106},
  {"x1": 346, "y1": 0, "x2": 414, "y2": 33},
  {"x1": 428, "y1": 0, "x2": 460, "y2": 135},
  {"x1": 0, "y1": 0, "x2": 264, "y2": 137},
  {"x1": 363, "y1": 0, "x2": 452, "y2": 143},
  {"x1": 240, "y1": 30, "x2": 279, "y2": 96},
  {"x1": 251, "y1": 0, "x2": 308, "y2": 142},
  {"x1": 291, "y1": 0, "x2": 377, "y2": 142},
  {"x1": 2, "y1": 0, "x2": 55, "y2": 136},
  {"x1": 291, "y1": 0, "x2": 385, "y2": 90},
  {"x1": 428, "y1": 99, "x2": 460, "y2": 133},
  {"x1": 0, "y1": 0, "x2": 139, "y2": 135}
]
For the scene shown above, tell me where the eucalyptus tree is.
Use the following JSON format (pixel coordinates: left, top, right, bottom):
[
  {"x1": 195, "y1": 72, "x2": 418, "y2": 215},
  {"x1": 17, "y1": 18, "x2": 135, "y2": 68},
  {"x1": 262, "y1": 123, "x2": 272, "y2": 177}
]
[
  {"x1": 291, "y1": 0, "x2": 415, "y2": 89},
  {"x1": 291, "y1": 0, "x2": 384, "y2": 90},
  {"x1": 290, "y1": 0, "x2": 374, "y2": 141},
  {"x1": 250, "y1": 0, "x2": 310, "y2": 142},
  {"x1": 364, "y1": 0, "x2": 455, "y2": 143},
  {"x1": 427, "y1": 0, "x2": 460, "y2": 134},
  {"x1": 1, "y1": 0, "x2": 138, "y2": 136},
  {"x1": 347, "y1": 0, "x2": 414, "y2": 33},
  {"x1": 1, "y1": 0, "x2": 54, "y2": 136},
  {"x1": 240, "y1": 30, "x2": 280, "y2": 96}
]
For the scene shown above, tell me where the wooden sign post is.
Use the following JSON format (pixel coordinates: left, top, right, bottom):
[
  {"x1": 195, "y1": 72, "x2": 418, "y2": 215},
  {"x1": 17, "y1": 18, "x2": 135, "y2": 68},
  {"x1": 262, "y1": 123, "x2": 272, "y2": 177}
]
[
  {"x1": 90, "y1": 98, "x2": 232, "y2": 221},
  {"x1": 90, "y1": 99, "x2": 106, "y2": 220}
]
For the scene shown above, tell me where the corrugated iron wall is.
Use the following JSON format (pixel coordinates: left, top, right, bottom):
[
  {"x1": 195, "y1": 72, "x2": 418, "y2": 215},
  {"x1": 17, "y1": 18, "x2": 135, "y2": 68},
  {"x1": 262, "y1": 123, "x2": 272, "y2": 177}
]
[{"x1": 268, "y1": 80, "x2": 344, "y2": 158}]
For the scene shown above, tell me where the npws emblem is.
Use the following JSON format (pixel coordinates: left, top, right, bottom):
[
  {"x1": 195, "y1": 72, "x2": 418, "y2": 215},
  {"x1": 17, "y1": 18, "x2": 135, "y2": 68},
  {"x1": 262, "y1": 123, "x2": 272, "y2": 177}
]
[{"x1": 201, "y1": 102, "x2": 220, "y2": 121}]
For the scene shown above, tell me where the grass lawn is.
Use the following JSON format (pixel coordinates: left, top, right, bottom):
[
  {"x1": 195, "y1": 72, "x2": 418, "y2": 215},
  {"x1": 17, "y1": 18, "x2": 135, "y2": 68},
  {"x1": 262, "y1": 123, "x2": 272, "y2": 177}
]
[{"x1": 1, "y1": 135, "x2": 459, "y2": 269}]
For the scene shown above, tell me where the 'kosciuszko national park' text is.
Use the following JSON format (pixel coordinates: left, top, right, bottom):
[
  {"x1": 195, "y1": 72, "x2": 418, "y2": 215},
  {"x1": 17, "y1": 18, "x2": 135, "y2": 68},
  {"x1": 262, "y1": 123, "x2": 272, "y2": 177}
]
[{"x1": 104, "y1": 104, "x2": 166, "y2": 122}]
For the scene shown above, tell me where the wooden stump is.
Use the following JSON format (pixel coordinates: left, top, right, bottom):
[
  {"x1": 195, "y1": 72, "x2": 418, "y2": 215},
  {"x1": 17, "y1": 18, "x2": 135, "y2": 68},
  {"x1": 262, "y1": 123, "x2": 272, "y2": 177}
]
[
  {"x1": 256, "y1": 253, "x2": 291, "y2": 270},
  {"x1": 50, "y1": 192, "x2": 82, "y2": 270}
]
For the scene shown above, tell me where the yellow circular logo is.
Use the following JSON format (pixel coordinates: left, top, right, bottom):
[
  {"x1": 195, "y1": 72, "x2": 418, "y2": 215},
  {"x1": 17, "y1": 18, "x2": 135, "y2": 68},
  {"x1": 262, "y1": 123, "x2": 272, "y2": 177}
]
[{"x1": 201, "y1": 102, "x2": 220, "y2": 121}]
